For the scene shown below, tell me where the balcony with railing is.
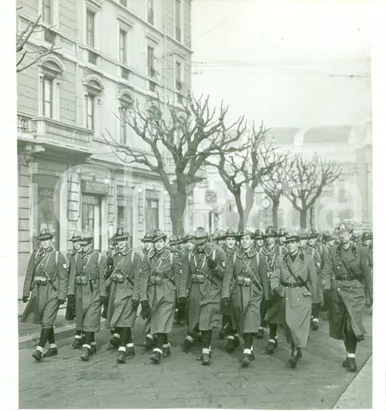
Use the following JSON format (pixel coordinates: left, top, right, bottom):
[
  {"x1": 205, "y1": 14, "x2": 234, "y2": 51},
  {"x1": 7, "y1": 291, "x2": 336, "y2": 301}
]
[{"x1": 17, "y1": 113, "x2": 93, "y2": 153}]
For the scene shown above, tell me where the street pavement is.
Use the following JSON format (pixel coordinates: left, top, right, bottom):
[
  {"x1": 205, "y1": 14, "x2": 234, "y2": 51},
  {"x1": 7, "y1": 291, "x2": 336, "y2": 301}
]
[{"x1": 19, "y1": 312, "x2": 372, "y2": 409}]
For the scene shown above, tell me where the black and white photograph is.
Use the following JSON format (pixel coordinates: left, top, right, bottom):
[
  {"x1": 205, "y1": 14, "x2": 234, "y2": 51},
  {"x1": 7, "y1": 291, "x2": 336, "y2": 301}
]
[{"x1": 5, "y1": 0, "x2": 386, "y2": 409}]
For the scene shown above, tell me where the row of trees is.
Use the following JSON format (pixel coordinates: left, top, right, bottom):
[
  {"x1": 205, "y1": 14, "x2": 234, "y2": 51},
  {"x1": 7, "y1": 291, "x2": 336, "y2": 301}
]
[{"x1": 105, "y1": 95, "x2": 341, "y2": 235}]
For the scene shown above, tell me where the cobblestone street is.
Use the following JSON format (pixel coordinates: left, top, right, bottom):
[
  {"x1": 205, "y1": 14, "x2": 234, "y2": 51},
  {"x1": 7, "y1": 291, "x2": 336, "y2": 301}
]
[{"x1": 19, "y1": 312, "x2": 372, "y2": 409}]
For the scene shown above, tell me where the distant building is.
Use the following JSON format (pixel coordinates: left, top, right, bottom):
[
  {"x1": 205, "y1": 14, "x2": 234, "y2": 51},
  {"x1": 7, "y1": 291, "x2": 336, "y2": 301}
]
[{"x1": 17, "y1": 0, "x2": 192, "y2": 293}]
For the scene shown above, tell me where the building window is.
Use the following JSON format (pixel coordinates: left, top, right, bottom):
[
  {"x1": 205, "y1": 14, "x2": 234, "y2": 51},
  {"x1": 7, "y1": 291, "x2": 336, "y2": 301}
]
[
  {"x1": 145, "y1": 190, "x2": 159, "y2": 232},
  {"x1": 117, "y1": 185, "x2": 133, "y2": 247},
  {"x1": 147, "y1": 46, "x2": 155, "y2": 77},
  {"x1": 147, "y1": 0, "x2": 154, "y2": 25},
  {"x1": 42, "y1": 76, "x2": 53, "y2": 118},
  {"x1": 175, "y1": 0, "x2": 182, "y2": 42},
  {"x1": 119, "y1": 0, "x2": 127, "y2": 6},
  {"x1": 86, "y1": 9, "x2": 95, "y2": 48},
  {"x1": 119, "y1": 29, "x2": 127, "y2": 64},
  {"x1": 82, "y1": 194, "x2": 102, "y2": 250},
  {"x1": 86, "y1": 94, "x2": 95, "y2": 130},
  {"x1": 119, "y1": 94, "x2": 133, "y2": 145},
  {"x1": 175, "y1": 60, "x2": 183, "y2": 103},
  {"x1": 42, "y1": 0, "x2": 53, "y2": 25},
  {"x1": 37, "y1": 185, "x2": 59, "y2": 248}
]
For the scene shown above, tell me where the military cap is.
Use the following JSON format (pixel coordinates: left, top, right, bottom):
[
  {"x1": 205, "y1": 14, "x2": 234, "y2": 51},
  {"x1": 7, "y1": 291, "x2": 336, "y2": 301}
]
[
  {"x1": 308, "y1": 228, "x2": 318, "y2": 239},
  {"x1": 114, "y1": 227, "x2": 129, "y2": 241},
  {"x1": 193, "y1": 227, "x2": 209, "y2": 240},
  {"x1": 335, "y1": 222, "x2": 353, "y2": 235},
  {"x1": 182, "y1": 231, "x2": 195, "y2": 243},
  {"x1": 141, "y1": 231, "x2": 154, "y2": 243},
  {"x1": 79, "y1": 230, "x2": 94, "y2": 243},
  {"x1": 169, "y1": 235, "x2": 180, "y2": 246},
  {"x1": 239, "y1": 228, "x2": 254, "y2": 238},
  {"x1": 278, "y1": 228, "x2": 288, "y2": 237},
  {"x1": 253, "y1": 229, "x2": 264, "y2": 240},
  {"x1": 214, "y1": 229, "x2": 226, "y2": 241},
  {"x1": 69, "y1": 230, "x2": 82, "y2": 242},
  {"x1": 297, "y1": 228, "x2": 309, "y2": 239},
  {"x1": 264, "y1": 225, "x2": 277, "y2": 238},
  {"x1": 322, "y1": 230, "x2": 334, "y2": 242},
  {"x1": 224, "y1": 227, "x2": 238, "y2": 239},
  {"x1": 284, "y1": 230, "x2": 300, "y2": 243},
  {"x1": 38, "y1": 228, "x2": 54, "y2": 241},
  {"x1": 361, "y1": 231, "x2": 373, "y2": 241},
  {"x1": 152, "y1": 230, "x2": 167, "y2": 243}
]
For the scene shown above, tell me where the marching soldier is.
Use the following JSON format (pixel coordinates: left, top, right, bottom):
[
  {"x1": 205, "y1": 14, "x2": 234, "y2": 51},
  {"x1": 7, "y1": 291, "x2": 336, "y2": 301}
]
[
  {"x1": 270, "y1": 231, "x2": 317, "y2": 368},
  {"x1": 65, "y1": 231, "x2": 84, "y2": 348},
  {"x1": 322, "y1": 222, "x2": 372, "y2": 372},
  {"x1": 169, "y1": 235, "x2": 186, "y2": 326},
  {"x1": 277, "y1": 228, "x2": 287, "y2": 247},
  {"x1": 253, "y1": 229, "x2": 264, "y2": 252},
  {"x1": 221, "y1": 229, "x2": 269, "y2": 367},
  {"x1": 179, "y1": 227, "x2": 227, "y2": 366},
  {"x1": 259, "y1": 226, "x2": 286, "y2": 354},
  {"x1": 298, "y1": 228, "x2": 323, "y2": 331},
  {"x1": 67, "y1": 231, "x2": 107, "y2": 361},
  {"x1": 105, "y1": 228, "x2": 143, "y2": 364},
  {"x1": 322, "y1": 231, "x2": 337, "y2": 248},
  {"x1": 21, "y1": 229, "x2": 69, "y2": 361},
  {"x1": 361, "y1": 231, "x2": 373, "y2": 307},
  {"x1": 220, "y1": 228, "x2": 240, "y2": 348},
  {"x1": 141, "y1": 230, "x2": 183, "y2": 364},
  {"x1": 140, "y1": 231, "x2": 155, "y2": 256}
]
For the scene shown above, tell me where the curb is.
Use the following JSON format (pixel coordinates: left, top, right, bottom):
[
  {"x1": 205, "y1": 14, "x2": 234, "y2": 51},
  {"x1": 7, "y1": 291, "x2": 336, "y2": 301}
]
[{"x1": 333, "y1": 354, "x2": 372, "y2": 409}]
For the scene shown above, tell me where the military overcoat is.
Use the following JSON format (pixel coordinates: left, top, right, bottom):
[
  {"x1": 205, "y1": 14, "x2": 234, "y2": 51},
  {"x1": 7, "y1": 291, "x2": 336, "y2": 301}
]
[
  {"x1": 21, "y1": 247, "x2": 69, "y2": 328},
  {"x1": 105, "y1": 247, "x2": 143, "y2": 329},
  {"x1": 179, "y1": 242, "x2": 226, "y2": 332},
  {"x1": 141, "y1": 248, "x2": 182, "y2": 334},
  {"x1": 221, "y1": 248, "x2": 268, "y2": 334},
  {"x1": 270, "y1": 251, "x2": 317, "y2": 348},
  {"x1": 68, "y1": 249, "x2": 107, "y2": 332},
  {"x1": 321, "y1": 244, "x2": 371, "y2": 340},
  {"x1": 302, "y1": 245, "x2": 323, "y2": 304}
]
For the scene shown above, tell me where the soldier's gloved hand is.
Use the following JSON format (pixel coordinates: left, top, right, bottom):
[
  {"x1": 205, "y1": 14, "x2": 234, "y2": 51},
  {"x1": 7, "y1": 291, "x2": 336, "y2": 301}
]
[
  {"x1": 272, "y1": 287, "x2": 281, "y2": 298},
  {"x1": 178, "y1": 296, "x2": 187, "y2": 305},
  {"x1": 207, "y1": 258, "x2": 217, "y2": 270},
  {"x1": 220, "y1": 297, "x2": 230, "y2": 314},
  {"x1": 22, "y1": 296, "x2": 28, "y2": 303},
  {"x1": 58, "y1": 299, "x2": 66, "y2": 305},
  {"x1": 132, "y1": 299, "x2": 140, "y2": 310},
  {"x1": 140, "y1": 301, "x2": 151, "y2": 319}
]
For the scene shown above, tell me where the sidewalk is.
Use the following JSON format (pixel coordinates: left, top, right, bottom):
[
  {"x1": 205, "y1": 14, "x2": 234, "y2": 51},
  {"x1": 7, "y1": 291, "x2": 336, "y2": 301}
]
[{"x1": 333, "y1": 355, "x2": 372, "y2": 409}]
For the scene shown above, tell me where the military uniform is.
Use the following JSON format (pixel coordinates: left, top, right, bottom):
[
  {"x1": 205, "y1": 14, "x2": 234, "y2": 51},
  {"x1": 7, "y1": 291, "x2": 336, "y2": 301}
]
[
  {"x1": 322, "y1": 223, "x2": 372, "y2": 372},
  {"x1": 221, "y1": 229, "x2": 269, "y2": 367},
  {"x1": 68, "y1": 231, "x2": 107, "y2": 361},
  {"x1": 361, "y1": 231, "x2": 373, "y2": 307},
  {"x1": 21, "y1": 229, "x2": 69, "y2": 361},
  {"x1": 179, "y1": 228, "x2": 226, "y2": 365},
  {"x1": 270, "y1": 232, "x2": 317, "y2": 368},
  {"x1": 141, "y1": 231, "x2": 182, "y2": 363}
]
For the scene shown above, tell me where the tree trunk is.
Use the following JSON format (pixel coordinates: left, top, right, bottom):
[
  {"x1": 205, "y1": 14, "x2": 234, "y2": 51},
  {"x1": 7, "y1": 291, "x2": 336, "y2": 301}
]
[
  {"x1": 272, "y1": 199, "x2": 280, "y2": 229},
  {"x1": 244, "y1": 185, "x2": 255, "y2": 229},
  {"x1": 300, "y1": 209, "x2": 307, "y2": 228},
  {"x1": 309, "y1": 205, "x2": 314, "y2": 228},
  {"x1": 169, "y1": 190, "x2": 187, "y2": 237},
  {"x1": 235, "y1": 193, "x2": 245, "y2": 232}
]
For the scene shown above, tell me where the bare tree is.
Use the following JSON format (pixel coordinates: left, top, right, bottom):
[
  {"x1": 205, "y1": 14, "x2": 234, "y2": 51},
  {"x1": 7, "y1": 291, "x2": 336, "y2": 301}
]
[
  {"x1": 16, "y1": 13, "x2": 54, "y2": 73},
  {"x1": 285, "y1": 154, "x2": 341, "y2": 228},
  {"x1": 208, "y1": 123, "x2": 283, "y2": 231},
  {"x1": 261, "y1": 151, "x2": 297, "y2": 228},
  {"x1": 103, "y1": 95, "x2": 246, "y2": 236}
]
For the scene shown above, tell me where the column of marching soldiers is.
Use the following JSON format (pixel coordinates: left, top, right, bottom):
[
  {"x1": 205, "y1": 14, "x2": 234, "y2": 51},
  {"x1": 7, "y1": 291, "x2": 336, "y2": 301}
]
[{"x1": 21, "y1": 222, "x2": 373, "y2": 372}]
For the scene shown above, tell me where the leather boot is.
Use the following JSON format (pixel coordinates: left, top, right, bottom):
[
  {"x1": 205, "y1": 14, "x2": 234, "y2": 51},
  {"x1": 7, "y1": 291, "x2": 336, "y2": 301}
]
[
  {"x1": 347, "y1": 357, "x2": 357, "y2": 372},
  {"x1": 32, "y1": 350, "x2": 43, "y2": 361},
  {"x1": 144, "y1": 335, "x2": 154, "y2": 350},
  {"x1": 288, "y1": 348, "x2": 301, "y2": 368},
  {"x1": 256, "y1": 328, "x2": 264, "y2": 339},
  {"x1": 266, "y1": 340, "x2": 276, "y2": 355},
  {"x1": 241, "y1": 353, "x2": 251, "y2": 368},
  {"x1": 183, "y1": 337, "x2": 193, "y2": 352},
  {"x1": 126, "y1": 346, "x2": 135, "y2": 358},
  {"x1": 311, "y1": 319, "x2": 319, "y2": 331},
  {"x1": 201, "y1": 352, "x2": 211, "y2": 366},
  {"x1": 43, "y1": 347, "x2": 58, "y2": 358},
  {"x1": 72, "y1": 338, "x2": 82, "y2": 349},
  {"x1": 107, "y1": 336, "x2": 120, "y2": 350},
  {"x1": 80, "y1": 346, "x2": 90, "y2": 361},
  {"x1": 89, "y1": 344, "x2": 97, "y2": 356},
  {"x1": 117, "y1": 350, "x2": 126, "y2": 364},
  {"x1": 150, "y1": 350, "x2": 162, "y2": 364},
  {"x1": 226, "y1": 337, "x2": 236, "y2": 353},
  {"x1": 342, "y1": 357, "x2": 349, "y2": 367},
  {"x1": 162, "y1": 345, "x2": 171, "y2": 358}
]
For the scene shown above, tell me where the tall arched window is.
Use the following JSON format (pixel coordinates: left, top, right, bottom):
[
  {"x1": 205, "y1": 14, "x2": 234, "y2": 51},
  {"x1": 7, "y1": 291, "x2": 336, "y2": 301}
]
[
  {"x1": 118, "y1": 92, "x2": 134, "y2": 145},
  {"x1": 38, "y1": 58, "x2": 64, "y2": 119},
  {"x1": 84, "y1": 78, "x2": 104, "y2": 131}
]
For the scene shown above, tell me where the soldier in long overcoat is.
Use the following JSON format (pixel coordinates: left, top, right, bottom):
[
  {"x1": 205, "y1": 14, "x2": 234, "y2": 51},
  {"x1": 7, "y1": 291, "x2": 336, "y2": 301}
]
[
  {"x1": 179, "y1": 227, "x2": 227, "y2": 366},
  {"x1": 322, "y1": 222, "x2": 372, "y2": 373},
  {"x1": 140, "y1": 230, "x2": 182, "y2": 364},
  {"x1": 219, "y1": 228, "x2": 240, "y2": 349},
  {"x1": 221, "y1": 229, "x2": 268, "y2": 367},
  {"x1": 65, "y1": 231, "x2": 84, "y2": 348},
  {"x1": 104, "y1": 228, "x2": 144, "y2": 364},
  {"x1": 67, "y1": 231, "x2": 107, "y2": 361},
  {"x1": 259, "y1": 226, "x2": 287, "y2": 354},
  {"x1": 361, "y1": 231, "x2": 373, "y2": 307},
  {"x1": 270, "y1": 231, "x2": 317, "y2": 368},
  {"x1": 298, "y1": 229, "x2": 323, "y2": 331},
  {"x1": 21, "y1": 229, "x2": 69, "y2": 361}
]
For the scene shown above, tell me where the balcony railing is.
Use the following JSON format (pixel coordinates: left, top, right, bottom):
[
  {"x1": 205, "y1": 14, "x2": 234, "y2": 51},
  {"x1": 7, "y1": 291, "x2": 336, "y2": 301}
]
[
  {"x1": 17, "y1": 114, "x2": 35, "y2": 133},
  {"x1": 34, "y1": 117, "x2": 93, "y2": 148}
]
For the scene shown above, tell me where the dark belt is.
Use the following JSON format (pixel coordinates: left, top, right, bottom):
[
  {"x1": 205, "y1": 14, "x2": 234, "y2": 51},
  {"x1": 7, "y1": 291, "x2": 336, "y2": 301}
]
[
  {"x1": 335, "y1": 275, "x2": 355, "y2": 281},
  {"x1": 281, "y1": 281, "x2": 304, "y2": 288}
]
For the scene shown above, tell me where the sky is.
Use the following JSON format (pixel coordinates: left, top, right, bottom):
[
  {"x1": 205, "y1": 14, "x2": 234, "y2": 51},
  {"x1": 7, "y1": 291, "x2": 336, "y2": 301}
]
[{"x1": 191, "y1": 0, "x2": 373, "y2": 128}]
